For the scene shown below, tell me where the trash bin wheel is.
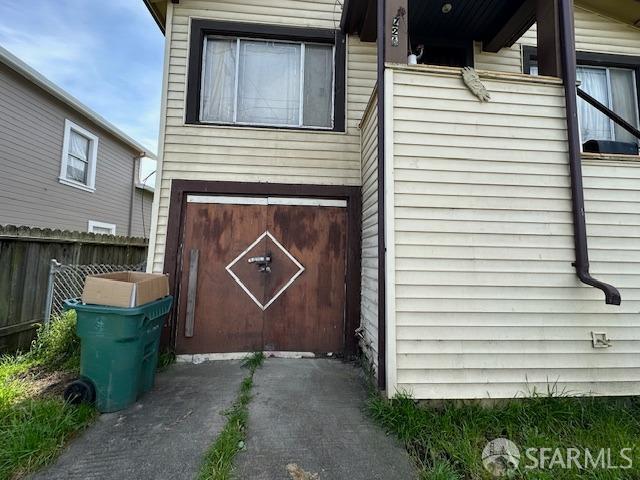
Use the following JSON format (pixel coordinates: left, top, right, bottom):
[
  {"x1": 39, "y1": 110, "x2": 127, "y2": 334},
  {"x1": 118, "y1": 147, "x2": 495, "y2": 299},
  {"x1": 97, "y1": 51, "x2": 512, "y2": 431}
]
[{"x1": 63, "y1": 378, "x2": 96, "y2": 405}]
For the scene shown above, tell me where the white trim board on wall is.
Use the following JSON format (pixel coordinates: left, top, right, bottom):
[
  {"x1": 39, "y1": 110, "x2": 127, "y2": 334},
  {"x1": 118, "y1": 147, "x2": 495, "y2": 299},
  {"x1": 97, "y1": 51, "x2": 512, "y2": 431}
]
[
  {"x1": 384, "y1": 68, "x2": 398, "y2": 398},
  {"x1": 147, "y1": 1, "x2": 174, "y2": 273},
  {"x1": 187, "y1": 195, "x2": 347, "y2": 207}
]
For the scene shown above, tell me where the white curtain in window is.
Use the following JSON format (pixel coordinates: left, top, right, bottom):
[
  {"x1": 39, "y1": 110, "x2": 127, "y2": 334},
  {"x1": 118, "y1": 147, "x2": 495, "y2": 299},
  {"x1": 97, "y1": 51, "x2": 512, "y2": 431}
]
[
  {"x1": 69, "y1": 130, "x2": 89, "y2": 160},
  {"x1": 201, "y1": 38, "x2": 237, "y2": 123},
  {"x1": 303, "y1": 44, "x2": 333, "y2": 128},
  {"x1": 237, "y1": 41, "x2": 301, "y2": 125},
  {"x1": 67, "y1": 131, "x2": 89, "y2": 183},
  {"x1": 576, "y1": 67, "x2": 612, "y2": 142},
  {"x1": 610, "y1": 68, "x2": 639, "y2": 144}
]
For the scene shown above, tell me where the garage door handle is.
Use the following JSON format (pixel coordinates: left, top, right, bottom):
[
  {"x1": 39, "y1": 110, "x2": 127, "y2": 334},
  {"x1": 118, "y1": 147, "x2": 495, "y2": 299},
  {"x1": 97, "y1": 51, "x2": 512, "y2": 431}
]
[
  {"x1": 248, "y1": 255, "x2": 271, "y2": 273},
  {"x1": 247, "y1": 255, "x2": 271, "y2": 264},
  {"x1": 185, "y1": 248, "x2": 199, "y2": 338}
]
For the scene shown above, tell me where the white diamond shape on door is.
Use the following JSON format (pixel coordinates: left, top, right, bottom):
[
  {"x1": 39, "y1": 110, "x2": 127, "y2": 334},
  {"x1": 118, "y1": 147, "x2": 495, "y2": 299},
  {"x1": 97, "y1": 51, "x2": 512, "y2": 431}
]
[{"x1": 225, "y1": 231, "x2": 305, "y2": 311}]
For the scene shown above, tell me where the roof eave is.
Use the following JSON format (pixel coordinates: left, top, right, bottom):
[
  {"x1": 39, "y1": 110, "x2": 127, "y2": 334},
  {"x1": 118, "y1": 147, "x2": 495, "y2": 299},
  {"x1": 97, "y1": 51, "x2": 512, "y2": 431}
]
[
  {"x1": 144, "y1": 0, "x2": 167, "y2": 35},
  {"x1": 575, "y1": 0, "x2": 640, "y2": 29}
]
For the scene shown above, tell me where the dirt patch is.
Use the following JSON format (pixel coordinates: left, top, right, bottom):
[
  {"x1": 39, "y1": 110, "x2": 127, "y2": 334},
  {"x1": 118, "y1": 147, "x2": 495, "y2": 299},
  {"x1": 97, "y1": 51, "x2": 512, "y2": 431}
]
[{"x1": 287, "y1": 463, "x2": 320, "y2": 480}]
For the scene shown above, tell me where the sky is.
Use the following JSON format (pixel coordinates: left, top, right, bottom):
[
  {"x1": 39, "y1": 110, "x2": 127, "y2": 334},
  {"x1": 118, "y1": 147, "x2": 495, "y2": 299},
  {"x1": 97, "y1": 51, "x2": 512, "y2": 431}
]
[{"x1": 0, "y1": 0, "x2": 164, "y2": 183}]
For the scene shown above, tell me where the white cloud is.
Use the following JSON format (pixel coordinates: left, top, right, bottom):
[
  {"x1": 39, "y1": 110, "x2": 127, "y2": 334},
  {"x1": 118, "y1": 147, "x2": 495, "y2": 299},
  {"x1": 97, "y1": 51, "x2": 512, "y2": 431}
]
[{"x1": 0, "y1": 24, "x2": 94, "y2": 81}]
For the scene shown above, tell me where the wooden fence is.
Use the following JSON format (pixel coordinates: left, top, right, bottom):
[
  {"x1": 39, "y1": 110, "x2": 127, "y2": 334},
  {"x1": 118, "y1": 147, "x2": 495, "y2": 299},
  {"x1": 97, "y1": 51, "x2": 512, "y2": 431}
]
[{"x1": 0, "y1": 225, "x2": 148, "y2": 353}]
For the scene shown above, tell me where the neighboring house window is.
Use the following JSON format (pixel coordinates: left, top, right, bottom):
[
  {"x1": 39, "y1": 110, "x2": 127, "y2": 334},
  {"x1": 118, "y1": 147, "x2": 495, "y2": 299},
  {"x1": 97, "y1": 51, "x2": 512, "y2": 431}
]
[
  {"x1": 524, "y1": 47, "x2": 640, "y2": 146},
  {"x1": 186, "y1": 20, "x2": 346, "y2": 131},
  {"x1": 59, "y1": 119, "x2": 99, "y2": 191},
  {"x1": 88, "y1": 221, "x2": 116, "y2": 235}
]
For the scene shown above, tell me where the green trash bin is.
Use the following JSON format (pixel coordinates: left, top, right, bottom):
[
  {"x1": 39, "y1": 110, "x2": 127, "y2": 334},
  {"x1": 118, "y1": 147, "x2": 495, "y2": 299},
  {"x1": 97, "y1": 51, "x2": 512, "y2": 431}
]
[{"x1": 62, "y1": 296, "x2": 173, "y2": 413}]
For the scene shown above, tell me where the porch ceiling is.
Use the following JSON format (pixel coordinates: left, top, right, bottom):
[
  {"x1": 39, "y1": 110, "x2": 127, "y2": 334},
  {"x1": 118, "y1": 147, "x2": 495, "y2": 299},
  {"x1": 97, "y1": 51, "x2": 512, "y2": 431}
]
[
  {"x1": 342, "y1": 0, "x2": 536, "y2": 51},
  {"x1": 409, "y1": 0, "x2": 534, "y2": 45},
  {"x1": 341, "y1": 0, "x2": 640, "y2": 47}
]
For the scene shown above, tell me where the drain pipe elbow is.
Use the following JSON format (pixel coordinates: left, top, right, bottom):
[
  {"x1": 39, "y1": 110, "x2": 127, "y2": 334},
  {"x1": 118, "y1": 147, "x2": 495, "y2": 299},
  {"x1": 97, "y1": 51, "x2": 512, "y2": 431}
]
[
  {"x1": 575, "y1": 268, "x2": 621, "y2": 306},
  {"x1": 559, "y1": 0, "x2": 621, "y2": 306}
]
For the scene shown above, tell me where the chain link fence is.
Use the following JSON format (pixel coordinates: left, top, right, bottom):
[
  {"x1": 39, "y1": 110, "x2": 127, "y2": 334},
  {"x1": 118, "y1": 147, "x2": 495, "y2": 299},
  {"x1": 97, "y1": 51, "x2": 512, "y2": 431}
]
[{"x1": 44, "y1": 259, "x2": 146, "y2": 322}]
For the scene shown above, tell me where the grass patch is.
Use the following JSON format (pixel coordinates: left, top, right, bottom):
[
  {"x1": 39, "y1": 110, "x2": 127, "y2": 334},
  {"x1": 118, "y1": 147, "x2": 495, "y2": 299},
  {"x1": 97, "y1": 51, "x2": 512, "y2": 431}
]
[
  {"x1": 367, "y1": 391, "x2": 640, "y2": 479},
  {"x1": 157, "y1": 350, "x2": 176, "y2": 372},
  {"x1": 198, "y1": 352, "x2": 265, "y2": 480},
  {"x1": 0, "y1": 311, "x2": 94, "y2": 479},
  {"x1": 27, "y1": 310, "x2": 81, "y2": 373}
]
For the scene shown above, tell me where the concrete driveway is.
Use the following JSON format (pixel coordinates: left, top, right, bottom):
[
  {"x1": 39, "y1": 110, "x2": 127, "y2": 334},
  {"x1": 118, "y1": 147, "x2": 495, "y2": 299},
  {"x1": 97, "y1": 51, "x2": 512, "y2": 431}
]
[
  {"x1": 32, "y1": 359, "x2": 415, "y2": 480},
  {"x1": 235, "y1": 359, "x2": 415, "y2": 479},
  {"x1": 31, "y1": 361, "x2": 246, "y2": 480}
]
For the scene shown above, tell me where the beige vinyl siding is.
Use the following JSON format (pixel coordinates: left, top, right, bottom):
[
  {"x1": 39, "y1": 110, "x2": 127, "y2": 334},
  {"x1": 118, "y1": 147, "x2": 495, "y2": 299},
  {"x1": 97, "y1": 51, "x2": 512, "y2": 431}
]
[
  {"x1": 388, "y1": 66, "x2": 640, "y2": 399},
  {"x1": 359, "y1": 90, "x2": 378, "y2": 370},
  {"x1": 475, "y1": 6, "x2": 640, "y2": 74},
  {"x1": 151, "y1": 0, "x2": 377, "y2": 272},
  {"x1": 474, "y1": 43, "x2": 523, "y2": 73},
  {"x1": 0, "y1": 62, "x2": 143, "y2": 236}
]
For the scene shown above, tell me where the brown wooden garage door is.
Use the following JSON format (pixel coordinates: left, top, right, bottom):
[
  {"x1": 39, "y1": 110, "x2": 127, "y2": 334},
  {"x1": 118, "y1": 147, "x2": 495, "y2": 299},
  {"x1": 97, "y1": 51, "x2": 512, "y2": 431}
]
[{"x1": 176, "y1": 196, "x2": 347, "y2": 355}]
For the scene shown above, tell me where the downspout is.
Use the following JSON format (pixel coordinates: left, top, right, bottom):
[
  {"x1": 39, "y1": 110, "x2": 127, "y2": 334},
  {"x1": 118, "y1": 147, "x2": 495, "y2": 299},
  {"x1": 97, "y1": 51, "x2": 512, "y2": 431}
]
[{"x1": 558, "y1": 0, "x2": 621, "y2": 305}]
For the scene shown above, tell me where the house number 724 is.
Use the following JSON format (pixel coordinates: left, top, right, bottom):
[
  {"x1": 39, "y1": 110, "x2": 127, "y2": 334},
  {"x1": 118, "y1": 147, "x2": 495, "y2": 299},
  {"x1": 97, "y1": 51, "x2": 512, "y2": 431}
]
[{"x1": 391, "y1": 16, "x2": 400, "y2": 47}]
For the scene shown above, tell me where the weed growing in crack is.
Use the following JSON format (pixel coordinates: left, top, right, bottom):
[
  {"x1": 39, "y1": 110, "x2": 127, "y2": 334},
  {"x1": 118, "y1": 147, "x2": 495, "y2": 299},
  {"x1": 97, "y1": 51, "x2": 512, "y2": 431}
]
[{"x1": 198, "y1": 352, "x2": 265, "y2": 480}]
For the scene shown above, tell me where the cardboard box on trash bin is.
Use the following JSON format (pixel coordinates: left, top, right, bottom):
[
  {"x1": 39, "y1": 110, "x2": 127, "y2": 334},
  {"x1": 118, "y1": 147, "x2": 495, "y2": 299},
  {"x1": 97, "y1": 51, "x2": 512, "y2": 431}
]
[{"x1": 82, "y1": 272, "x2": 170, "y2": 308}]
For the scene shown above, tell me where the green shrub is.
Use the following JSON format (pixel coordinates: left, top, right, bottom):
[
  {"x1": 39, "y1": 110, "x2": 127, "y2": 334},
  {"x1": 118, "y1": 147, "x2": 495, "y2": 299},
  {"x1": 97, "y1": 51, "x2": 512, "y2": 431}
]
[{"x1": 27, "y1": 310, "x2": 80, "y2": 372}]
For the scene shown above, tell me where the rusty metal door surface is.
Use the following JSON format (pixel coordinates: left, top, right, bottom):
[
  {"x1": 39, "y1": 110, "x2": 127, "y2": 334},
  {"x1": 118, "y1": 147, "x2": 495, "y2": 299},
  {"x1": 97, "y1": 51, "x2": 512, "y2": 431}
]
[{"x1": 176, "y1": 197, "x2": 347, "y2": 355}]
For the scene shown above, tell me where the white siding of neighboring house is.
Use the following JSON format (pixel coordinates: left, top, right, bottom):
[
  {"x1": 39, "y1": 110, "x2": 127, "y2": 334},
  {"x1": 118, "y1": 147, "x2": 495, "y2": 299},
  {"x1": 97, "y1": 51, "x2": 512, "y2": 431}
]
[
  {"x1": 475, "y1": 5, "x2": 640, "y2": 73},
  {"x1": 360, "y1": 90, "x2": 378, "y2": 371},
  {"x1": 149, "y1": 0, "x2": 377, "y2": 273},
  {"x1": 386, "y1": 65, "x2": 640, "y2": 399}
]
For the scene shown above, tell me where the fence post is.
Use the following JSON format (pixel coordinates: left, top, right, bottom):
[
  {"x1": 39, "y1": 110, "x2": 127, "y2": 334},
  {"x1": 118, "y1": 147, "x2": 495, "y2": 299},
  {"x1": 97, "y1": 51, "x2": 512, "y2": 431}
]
[{"x1": 43, "y1": 259, "x2": 61, "y2": 325}]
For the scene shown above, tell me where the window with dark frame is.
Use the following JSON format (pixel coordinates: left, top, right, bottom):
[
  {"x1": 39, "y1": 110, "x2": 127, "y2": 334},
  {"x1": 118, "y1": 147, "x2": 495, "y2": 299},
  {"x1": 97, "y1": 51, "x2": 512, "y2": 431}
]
[
  {"x1": 523, "y1": 46, "x2": 640, "y2": 147},
  {"x1": 186, "y1": 20, "x2": 346, "y2": 132}
]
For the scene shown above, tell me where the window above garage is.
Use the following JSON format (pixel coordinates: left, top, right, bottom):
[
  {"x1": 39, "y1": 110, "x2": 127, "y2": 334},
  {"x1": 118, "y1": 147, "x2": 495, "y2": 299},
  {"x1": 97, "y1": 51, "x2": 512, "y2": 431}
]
[{"x1": 186, "y1": 20, "x2": 346, "y2": 132}]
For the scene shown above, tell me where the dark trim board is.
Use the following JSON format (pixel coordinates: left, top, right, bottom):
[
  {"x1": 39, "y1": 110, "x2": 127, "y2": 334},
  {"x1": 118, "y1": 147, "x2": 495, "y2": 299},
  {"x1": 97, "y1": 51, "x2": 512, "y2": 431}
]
[
  {"x1": 376, "y1": 0, "x2": 386, "y2": 391},
  {"x1": 186, "y1": 19, "x2": 346, "y2": 132},
  {"x1": 161, "y1": 180, "x2": 362, "y2": 358}
]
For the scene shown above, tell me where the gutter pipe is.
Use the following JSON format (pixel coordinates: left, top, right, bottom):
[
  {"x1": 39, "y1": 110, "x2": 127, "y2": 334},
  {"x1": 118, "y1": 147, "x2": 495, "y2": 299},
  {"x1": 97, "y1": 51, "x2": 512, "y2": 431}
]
[{"x1": 559, "y1": 0, "x2": 621, "y2": 305}]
